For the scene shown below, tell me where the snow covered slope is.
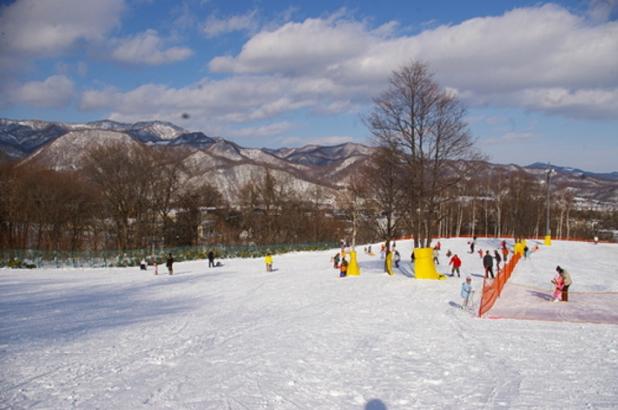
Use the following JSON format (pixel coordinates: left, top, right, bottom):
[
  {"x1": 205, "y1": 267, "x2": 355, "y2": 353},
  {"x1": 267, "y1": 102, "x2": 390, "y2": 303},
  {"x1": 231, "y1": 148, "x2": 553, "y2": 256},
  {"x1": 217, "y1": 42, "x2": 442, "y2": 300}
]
[
  {"x1": 23, "y1": 129, "x2": 139, "y2": 171},
  {"x1": 1, "y1": 239, "x2": 616, "y2": 408}
]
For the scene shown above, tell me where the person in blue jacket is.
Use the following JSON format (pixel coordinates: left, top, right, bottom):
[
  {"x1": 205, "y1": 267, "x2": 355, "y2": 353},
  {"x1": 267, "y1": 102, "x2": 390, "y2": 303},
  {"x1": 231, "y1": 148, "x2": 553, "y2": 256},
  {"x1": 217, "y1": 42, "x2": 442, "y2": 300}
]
[{"x1": 461, "y1": 277, "x2": 474, "y2": 309}]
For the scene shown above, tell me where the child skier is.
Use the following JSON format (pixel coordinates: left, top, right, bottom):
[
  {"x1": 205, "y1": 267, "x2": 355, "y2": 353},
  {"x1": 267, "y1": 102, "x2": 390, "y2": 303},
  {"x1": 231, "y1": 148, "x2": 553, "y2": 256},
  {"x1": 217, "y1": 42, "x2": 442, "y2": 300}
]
[
  {"x1": 394, "y1": 249, "x2": 401, "y2": 268},
  {"x1": 333, "y1": 252, "x2": 340, "y2": 269},
  {"x1": 340, "y1": 257, "x2": 348, "y2": 278},
  {"x1": 551, "y1": 271, "x2": 564, "y2": 302},
  {"x1": 432, "y1": 247, "x2": 440, "y2": 265},
  {"x1": 461, "y1": 277, "x2": 474, "y2": 310},
  {"x1": 265, "y1": 253, "x2": 273, "y2": 272}
]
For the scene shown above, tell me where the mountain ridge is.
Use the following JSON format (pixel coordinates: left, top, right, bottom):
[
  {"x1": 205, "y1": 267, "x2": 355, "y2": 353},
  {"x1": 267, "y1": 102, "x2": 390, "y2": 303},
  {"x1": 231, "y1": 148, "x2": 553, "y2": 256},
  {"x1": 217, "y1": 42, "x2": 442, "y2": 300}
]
[{"x1": 1, "y1": 117, "x2": 616, "y2": 207}]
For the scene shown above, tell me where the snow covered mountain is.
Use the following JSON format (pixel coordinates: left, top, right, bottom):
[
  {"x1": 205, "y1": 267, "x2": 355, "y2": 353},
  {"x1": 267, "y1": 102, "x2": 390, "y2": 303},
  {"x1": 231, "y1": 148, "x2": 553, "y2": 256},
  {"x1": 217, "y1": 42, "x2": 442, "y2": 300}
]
[
  {"x1": 0, "y1": 118, "x2": 187, "y2": 158},
  {"x1": 526, "y1": 162, "x2": 618, "y2": 182},
  {"x1": 23, "y1": 129, "x2": 140, "y2": 171},
  {"x1": 2, "y1": 117, "x2": 616, "y2": 208}
]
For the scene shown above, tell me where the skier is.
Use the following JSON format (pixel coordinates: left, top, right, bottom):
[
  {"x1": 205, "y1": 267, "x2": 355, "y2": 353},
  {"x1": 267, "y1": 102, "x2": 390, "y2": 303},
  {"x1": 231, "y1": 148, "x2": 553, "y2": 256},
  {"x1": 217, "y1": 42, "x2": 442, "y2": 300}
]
[
  {"x1": 469, "y1": 236, "x2": 477, "y2": 254},
  {"x1": 432, "y1": 247, "x2": 440, "y2": 265},
  {"x1": 461, "y1": 277, "x2": 474, "y2": 310},
  {"x1": 551, "y1": 270, "x2": 564, "y2": 302},
  {"x1": 449, "y1": 254, "x2": 462, "y2": 277},
  {"x1": 445, "y1": 249, "x2": 452, "y2": 258},
  {"x1": 166, "y1": 253, "x2": 174, "y2": 275},
  {"x1": 394, "y1": 249, "x2": 401, "y2": 268},
  {"x1": 152, "y1": 256, "x2": 158, "y2": 275},
  {"x1": 265, "y1": 253, "x2": 273, "y2": 272},
  {"x1": 139, "y1": 258, "x2": 147, "y2": 271},
  {"x1": 557, "y1": 266, "x2": 573, "y2": 302},
  {"x1": 483, "y1": 250, "x2": 494, "y2": 279},
  {"x1": 501, "y1": 245, "x2": 509, "y2": 263},
  {"x1": 333, "y1": 252, "x2": 340, "y2": 269},
  {"x1": 524, "y1": 245, "x2": 529, "y2": 259},
  {"x1": 208, "y1": 250, "x2": 215, "y2": 268},
  {"x1": 494, "y1": 250, "x2": 502, "y2": 272},
  {"x1": 340, "y1": 257, "x2": 348, "y2": 278},
  {"x1": 380, "y1": 243, "x2": 385, "y2": 259}
]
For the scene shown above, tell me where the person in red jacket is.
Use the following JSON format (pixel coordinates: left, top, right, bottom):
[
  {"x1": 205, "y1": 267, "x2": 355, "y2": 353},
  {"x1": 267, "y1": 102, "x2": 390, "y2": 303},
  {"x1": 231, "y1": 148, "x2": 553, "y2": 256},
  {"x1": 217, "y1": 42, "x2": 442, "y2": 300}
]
[{"x1": 449, "y1": 254, "x2": 462, "y2": 277}]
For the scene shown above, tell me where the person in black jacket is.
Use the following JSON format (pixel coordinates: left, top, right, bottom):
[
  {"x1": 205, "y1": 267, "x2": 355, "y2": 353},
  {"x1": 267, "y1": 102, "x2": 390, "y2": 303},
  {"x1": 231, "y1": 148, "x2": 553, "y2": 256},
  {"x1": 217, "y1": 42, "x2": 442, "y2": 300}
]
[
  {"x1": 166, "y1": 253, "x2": 174, "y2": 275},
  {"x1": 208, "y1": 250, "x2": 215, "y2": 268},
  {"x1": 483, "y1": 250, "x2": 494, "y2": 279},
  {"x1": 494, "y1": 250, "x2": 502, "y2": 272}
]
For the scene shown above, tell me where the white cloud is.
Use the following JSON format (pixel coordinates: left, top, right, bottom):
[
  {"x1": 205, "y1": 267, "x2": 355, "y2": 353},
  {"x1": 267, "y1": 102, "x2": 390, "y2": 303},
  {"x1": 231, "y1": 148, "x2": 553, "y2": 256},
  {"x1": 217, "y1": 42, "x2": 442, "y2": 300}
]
[
  {"x1": 587, "y1": 0, "x2": 618, "y2": 22},
  {"x1": 226, "y1": 122, "x2": 293, "y2": 138},
  {"x1": 202, "y1": 10, "x2": 258, "y2": 38},
  {"x1": 210, "y1": 5, "x2": 618, "y2": 119},
  {"x1": 7, "y1": 75, "x2": 75, "y2": 108},
  {"x1": 485, "y1": 131, "x2": 538, "y2": 145},
  {"x1": 0, "y1": 0, "x2": 124, "y2": 55},
  {"x1": 111, "y1": 29, "x2": 193, "y2": 65},
  {"x1": 280, "y1": 135, "x2": 354, "y2": 147},
  {"x1": 80, "y1": 4, "x2": 618, "y2": 135}
]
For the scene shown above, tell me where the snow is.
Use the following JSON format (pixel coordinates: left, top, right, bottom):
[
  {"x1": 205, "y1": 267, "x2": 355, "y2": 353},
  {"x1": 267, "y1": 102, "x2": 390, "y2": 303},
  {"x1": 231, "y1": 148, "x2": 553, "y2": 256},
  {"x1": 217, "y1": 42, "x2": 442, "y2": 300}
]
[
  {"x1": 490, "y1": 240, "x2": 618, "y2": 324},
  {"x1": 1, "y1": 239, "x2": 617, "y2": 409}
]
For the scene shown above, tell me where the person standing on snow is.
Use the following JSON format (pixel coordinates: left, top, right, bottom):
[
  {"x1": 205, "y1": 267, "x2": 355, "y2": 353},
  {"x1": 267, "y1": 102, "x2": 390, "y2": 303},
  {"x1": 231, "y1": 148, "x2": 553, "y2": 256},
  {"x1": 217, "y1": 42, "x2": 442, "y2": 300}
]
[
  {"x1": 166, "y1": 253, "x2": 174, "y2": 275},
  {"x1": 501, "y1": 245, "x2": 509, "y2": 263},
  {"x1": 394, "y1": 249, "x2": 401, "y2": 268},
  {"x1": 469, "y1": 236, "x2": 477, "y2": 254},
  {"x1": 461, "y1": 277, "x2": 474, "y2": 309},
  {"x1": 432, "y1": 247, "x2": 440, "y2": 265},
  {"x1": 208, "y1": 250, "x2": 215, "y2": 268},
  {"x1": 265, "y1": 253, "x2": 273, "y2": 272},
  {"x1": 449, "y1": 254, "x2": 462, "y2": 277},
  {"x1": 557, "y1": 266, "x2": 572, "y2": 302},
  {"x1": 340, "y1": 257, "x2": 348, "y2": 278},
  {"x1": 483, "y1": 250, "x2": 494, "y2": 279},
  {"x1": 551, "y1": 270, "x2": 564, "y2": 302},
  {"x1": 333, "y1": 252, "x2": 340, "y2": 269},
  {"x1": 494, "y1": 250, "x2": 502, "y2": 272}
]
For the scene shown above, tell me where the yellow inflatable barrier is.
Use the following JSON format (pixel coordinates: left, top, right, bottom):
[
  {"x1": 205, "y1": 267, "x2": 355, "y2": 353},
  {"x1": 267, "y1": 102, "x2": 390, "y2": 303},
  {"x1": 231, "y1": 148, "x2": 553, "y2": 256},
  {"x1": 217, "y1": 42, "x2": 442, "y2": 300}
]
[
  {"x1": 386, "y1": 251, "x2": 394, "y2": 275},
  {"x1": 544, "y1": 235, "x2": 552, "y2": 246},
  {"x1": 347, "y1": 250, "x2": 360, "y2": 276},
  {"x1": 414, "y1": 248, "x2": 445, "y2": 280}
]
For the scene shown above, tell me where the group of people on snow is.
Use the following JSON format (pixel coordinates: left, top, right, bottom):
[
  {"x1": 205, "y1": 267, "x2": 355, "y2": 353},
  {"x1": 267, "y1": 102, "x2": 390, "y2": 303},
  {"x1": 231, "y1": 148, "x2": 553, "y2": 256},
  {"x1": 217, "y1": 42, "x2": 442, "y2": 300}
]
[{"x1": 138, "y1": 249, "x2": 224, "y2": 276}]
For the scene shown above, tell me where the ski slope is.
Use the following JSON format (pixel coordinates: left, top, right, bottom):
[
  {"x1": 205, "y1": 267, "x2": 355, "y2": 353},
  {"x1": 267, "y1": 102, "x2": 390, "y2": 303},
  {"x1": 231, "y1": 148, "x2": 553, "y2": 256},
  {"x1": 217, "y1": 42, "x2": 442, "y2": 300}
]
[{"x1": 1, "y1": 239, "x2": 617, "y2": 409}]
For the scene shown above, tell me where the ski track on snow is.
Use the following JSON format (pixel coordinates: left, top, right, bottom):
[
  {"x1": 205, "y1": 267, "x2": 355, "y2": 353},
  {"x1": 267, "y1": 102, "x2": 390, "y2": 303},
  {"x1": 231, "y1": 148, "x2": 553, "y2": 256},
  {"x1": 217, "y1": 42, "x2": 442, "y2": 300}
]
[{"x1": 1, "y1": 239, "x2": 617, "y2": 409}]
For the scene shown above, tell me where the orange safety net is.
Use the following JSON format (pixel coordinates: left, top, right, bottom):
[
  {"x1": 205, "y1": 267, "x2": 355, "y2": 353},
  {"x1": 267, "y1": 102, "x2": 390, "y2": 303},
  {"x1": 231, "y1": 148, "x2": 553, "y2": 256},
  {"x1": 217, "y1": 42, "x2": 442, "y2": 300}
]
[{"x1": 478, "y1": 253, "x2": 521, "y2": 317}]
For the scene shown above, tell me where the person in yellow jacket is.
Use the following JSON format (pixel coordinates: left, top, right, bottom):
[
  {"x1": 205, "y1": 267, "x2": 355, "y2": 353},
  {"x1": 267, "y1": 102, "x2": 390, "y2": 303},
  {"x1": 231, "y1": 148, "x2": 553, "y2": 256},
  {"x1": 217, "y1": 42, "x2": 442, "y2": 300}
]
[{"x1": 265, "y1": 253, "x2": 273, "y2": 272}]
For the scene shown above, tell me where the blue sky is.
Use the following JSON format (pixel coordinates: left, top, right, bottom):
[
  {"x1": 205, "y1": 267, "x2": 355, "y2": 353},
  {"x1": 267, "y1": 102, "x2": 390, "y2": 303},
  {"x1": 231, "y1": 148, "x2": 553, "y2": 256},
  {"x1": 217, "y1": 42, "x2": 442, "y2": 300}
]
[{"x1": 1, "y1": 0, "x2": 617, "y2": 171}]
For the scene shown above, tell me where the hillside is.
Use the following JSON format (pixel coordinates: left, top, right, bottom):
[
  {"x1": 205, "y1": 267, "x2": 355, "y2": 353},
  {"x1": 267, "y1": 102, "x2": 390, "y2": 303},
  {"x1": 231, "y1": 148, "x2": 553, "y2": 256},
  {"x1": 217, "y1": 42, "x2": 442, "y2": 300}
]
[{"x1": 1, "y1": 117, "x2": 617, "y2": 208}]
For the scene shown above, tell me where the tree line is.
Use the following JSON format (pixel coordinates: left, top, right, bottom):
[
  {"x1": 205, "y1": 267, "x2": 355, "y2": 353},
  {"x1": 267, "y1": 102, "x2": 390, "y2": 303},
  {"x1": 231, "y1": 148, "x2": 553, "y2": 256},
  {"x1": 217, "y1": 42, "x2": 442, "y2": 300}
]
[
  {"x1": 0, "y1": 143, "x2": 346, "y2": 252},
  {"x1": 0, "y1": 61, "x2": 614, "y2": 253}
]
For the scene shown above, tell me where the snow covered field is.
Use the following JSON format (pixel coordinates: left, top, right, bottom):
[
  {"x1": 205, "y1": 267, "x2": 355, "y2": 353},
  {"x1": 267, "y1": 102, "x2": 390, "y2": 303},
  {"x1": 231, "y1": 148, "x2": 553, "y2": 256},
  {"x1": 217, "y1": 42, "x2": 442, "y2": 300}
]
[{"x1": 1, "y1": 239, "x2": 617, "y2": 409}]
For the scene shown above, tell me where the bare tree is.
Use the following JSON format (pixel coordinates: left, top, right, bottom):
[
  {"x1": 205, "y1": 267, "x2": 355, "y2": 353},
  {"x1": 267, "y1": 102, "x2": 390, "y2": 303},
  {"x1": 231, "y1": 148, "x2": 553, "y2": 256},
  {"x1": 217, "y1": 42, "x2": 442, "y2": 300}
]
[
  {"x1": 366, "y1": 61, "x2": 482, "y2": 248},
  {"x1": 361, "y1": 145, "x2": 405, "y2": 258}
]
